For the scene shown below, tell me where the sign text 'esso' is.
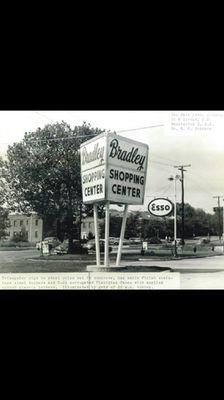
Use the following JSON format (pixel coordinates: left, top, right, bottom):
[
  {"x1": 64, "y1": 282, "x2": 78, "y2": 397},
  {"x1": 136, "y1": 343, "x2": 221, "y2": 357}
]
[{"x1": 148, "y1": 198, "x2": 174, "y2": 217}]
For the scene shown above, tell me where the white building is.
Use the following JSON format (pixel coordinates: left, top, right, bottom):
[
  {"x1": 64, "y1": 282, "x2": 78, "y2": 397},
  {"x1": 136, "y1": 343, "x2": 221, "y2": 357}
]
[
  {"x1": 7, "y1": 213, "x2": 43, "y2": 243},
  {"x1": 81, "y1": 217, "x2": 104, "y2": 239}
]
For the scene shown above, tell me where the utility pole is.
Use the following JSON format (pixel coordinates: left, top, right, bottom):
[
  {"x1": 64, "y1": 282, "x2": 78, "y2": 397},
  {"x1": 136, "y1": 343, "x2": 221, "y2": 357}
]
[
  {"x1": 213, "y1": 196, "x2": 223, "y2": 242},
  {"x1": 174, "y1": 164, "x2": 191, "y2": 246},
  {"x1": 223, "y1": 199, "x2": 224, "y2": 243},
  {"x1": 168, "y1": 174, "x2": 181, "y2": 257}
]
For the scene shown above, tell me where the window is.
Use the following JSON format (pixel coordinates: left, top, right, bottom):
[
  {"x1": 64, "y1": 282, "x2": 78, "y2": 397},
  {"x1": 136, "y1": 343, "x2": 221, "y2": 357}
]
[
  {"x1": 27, "y1": 220, "x2": 29, "y2": 225},
  {"x1": 14, "y1": 220, "x2": 17, "y2": 227},
  {"x1": 83, "y1": 222, "x2": 86, "y2": 229},
  {"x1": 35, "y1": 231, "x2": 38, "y2": 238},
  {"x1": 20, "y1": 220, "x2": 23, "y2": 226},
  {"x1": 35, "y1": 219, "x2": 38, "y2": 226},
  {"x1": 89, "y1": 222, "x2": 91, "y2": 229}
]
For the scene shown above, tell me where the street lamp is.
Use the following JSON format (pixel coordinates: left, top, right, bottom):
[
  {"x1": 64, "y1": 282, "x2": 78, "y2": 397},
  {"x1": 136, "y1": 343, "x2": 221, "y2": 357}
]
[{"x1": 168, "y1": 174, "x2": 181, "y2": 257}]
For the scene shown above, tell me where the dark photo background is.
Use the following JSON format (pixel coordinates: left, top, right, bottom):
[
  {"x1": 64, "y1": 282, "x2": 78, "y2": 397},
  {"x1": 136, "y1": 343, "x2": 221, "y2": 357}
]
[{"x1": 0, "y1": 59, "x2": 223, "y2": 378}]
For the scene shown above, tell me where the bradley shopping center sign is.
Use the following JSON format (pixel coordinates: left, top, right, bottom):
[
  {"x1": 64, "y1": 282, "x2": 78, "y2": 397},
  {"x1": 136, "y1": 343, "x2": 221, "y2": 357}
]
[{"x1": 80, "y1": 133, "x2": 149, "y2": 205}]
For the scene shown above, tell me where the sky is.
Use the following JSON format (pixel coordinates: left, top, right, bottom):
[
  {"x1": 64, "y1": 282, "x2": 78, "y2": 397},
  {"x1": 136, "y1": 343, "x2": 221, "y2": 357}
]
[{"x1": 0, "y1": 110, "x2": 223, "y2": 214}]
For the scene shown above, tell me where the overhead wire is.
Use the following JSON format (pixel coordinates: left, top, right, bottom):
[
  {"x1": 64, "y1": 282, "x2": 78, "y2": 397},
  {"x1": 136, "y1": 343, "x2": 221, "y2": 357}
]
[
  {"x1": 0, "y1": 117, "x2": 165, "y2": 145},
  {"x1": 34, "y1": 111, "x2": 55, "y2": 123},
  {"x1": 187, "y1": 172, "x2": 217, "y2": 198},
  {"x1": 116, "y1": 124, "x2": 164, "y2": 133},
  {"x1": 150, "y1": 159, "x2": 174, "y2": 168},
  {"x1": 150, "y1": 153, "x2": 182, "y2": 165},
  {"x1": 145, "y1": 183, "x2": 170, "y2": 198},
  {"x1": 1, "y1": 114, "x2": 223, "y2": 201},
  {"x1": 1, "y1": 114, "x2": 223, "y2": 212}
]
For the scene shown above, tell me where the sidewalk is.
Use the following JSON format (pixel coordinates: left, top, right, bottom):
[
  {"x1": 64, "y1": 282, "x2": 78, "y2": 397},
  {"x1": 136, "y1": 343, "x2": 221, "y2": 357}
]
[{"x1": 123, "y1": 255, "x2": 224, "y2": 273}]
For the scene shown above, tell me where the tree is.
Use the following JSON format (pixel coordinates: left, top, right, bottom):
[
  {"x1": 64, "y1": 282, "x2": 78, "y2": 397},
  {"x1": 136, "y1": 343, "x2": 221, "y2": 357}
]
[
  {"x1": 0, "y1": 208, "x2": 9, "y2": 240},
  {"x1": 100, "y1": 215, "x2": 122, "y2": 238},
  {"x1": 141, "y1": 216, "x2": 167, "y2": 239},
  {"x1": 176, "y1": 203, "x2": 211, "y2": 238},
  {"x1": 125, "y1": 213, "x2": 141, "y2": 238},
  {"x1": 99, "y1": 212, "x2": 142, "y2": 239},
  {"x1": 3, "y1": 122, "x2": 106, "y2": 252}
]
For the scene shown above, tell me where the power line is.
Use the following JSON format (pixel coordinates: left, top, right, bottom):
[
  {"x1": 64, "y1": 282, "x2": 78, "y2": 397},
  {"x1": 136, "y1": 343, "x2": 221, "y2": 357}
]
[
  {"x1": 159, "y1": 182, "x2": 173, "y2": 197},
  {"x1": 34, "y1": 111, "x2": 55, "y2": 123},
  {"x1": 187, "y1": 172, "x2": 215, "y2": 197},
  {"x1": 145, "y1": 181, "x2": 175, "y2": 199},
  {"x1": 0, "y1": 122, "x2": 165, "y2": 145},
  {"x1": 150, "y1": 153, "x2": 182, "y2": 165},
  {"x1": 65, "y1": 112, "x2": 164, "y2": 132},
  {"x1": 150, "y1": 159, "x2": 174, "y2": 167},
  {"x1": 116, "y1": 124, "x2": 164, "y2": 133},
  {"x1": 34, "y1": 112, "x2": 164, "y2": 134}
]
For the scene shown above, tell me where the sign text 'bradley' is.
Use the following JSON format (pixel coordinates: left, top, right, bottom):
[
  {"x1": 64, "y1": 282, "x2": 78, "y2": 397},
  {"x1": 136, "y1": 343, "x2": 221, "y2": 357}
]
[
  {"x1": 109, "y1": 138, "x2": 146, "y2": 171},
  {"x1": 81, "y1": 143, "x2": 105, "y2": 166}
]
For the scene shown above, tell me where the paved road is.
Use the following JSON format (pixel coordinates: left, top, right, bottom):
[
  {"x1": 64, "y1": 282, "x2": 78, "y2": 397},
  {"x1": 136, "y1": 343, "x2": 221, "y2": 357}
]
[
  {"x1": 136, "y1": 254, "x2": 224, "y2": 271},
  {"x1": 124, "y1": 255, "x2": 224, "y2": 289},
  {"x1": 1, "y1": 249, "x2": 224, "y2": 289}
]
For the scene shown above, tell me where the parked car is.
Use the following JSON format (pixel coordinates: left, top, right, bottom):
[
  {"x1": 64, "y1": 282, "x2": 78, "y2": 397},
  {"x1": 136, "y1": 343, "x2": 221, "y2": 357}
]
[
  {"x1": 109, "y1": 237, "x2": 119, "y2": 245},
  {"x1": 147, "y1": 237, "x2": 162, "y2": 244},
  {"x1": 123, "y1": 239, "x2": 130, "y2": 246},
  {"x1": 36, "y1": 237, "x2": 61, "y2": 250},
  {"x1": 83, "y1": 239, "x2": 112, "y2": 253},
  {"x1": 129, "y1": 237, "x2": 142, "y2": 245},
  {"x1": 196, "y1": 237, "x2": 210, "y2": 245},
  {"x1": 171, "y1": 238, "x2": 182, "y2": 246},
  {"x1": 84, "y1": 239, "x2": 96, "y2": 251},
  {"x1": 52, "y1": 239, "x2": 88, "y2": 255},
  {"x1": 110, "y1": 239, "x2": 130, "y2": 246}
]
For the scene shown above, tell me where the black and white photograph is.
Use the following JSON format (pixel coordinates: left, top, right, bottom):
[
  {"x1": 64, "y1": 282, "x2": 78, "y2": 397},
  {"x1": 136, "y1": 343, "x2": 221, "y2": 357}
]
[{"x1": 0, "y1": 110, "x2": 224, "y2": 289}]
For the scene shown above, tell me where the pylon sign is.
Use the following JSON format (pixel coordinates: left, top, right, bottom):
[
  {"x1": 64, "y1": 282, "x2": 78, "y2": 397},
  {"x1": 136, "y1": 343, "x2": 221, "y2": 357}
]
[
  {"x1": 80, "y1": 132, "x2": 149, "y2": 205},
  {"x1": 148, "y1": 198, "x2": 174, "y2": 217}
]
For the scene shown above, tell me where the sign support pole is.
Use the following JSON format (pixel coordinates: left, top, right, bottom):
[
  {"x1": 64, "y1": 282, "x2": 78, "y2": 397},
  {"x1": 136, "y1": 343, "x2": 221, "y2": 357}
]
[
  {"x1": 29, "y1": 213, "x2": 32, "y2": 243},
  {"x1": 104, "y1": 201, "x2": 110, "y2": 267},
  {"x1": 116, "y1": 204, "x2": 128, "y2": 267},
  {"x1": 174, "y1": 178, "x2": 177, "y2": 257},
  {"x1": 93, "y1": 203, "x2": 100, "y2": 266}
]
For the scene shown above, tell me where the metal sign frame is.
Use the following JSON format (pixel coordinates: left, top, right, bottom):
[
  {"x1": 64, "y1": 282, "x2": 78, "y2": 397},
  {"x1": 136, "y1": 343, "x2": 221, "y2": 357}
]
[
  {"x1": 80, "y1": 133, "x2": 149, "y2": 269},
  {"x1": 80, "y1": 133, "x2": 149, "y2": 205}
]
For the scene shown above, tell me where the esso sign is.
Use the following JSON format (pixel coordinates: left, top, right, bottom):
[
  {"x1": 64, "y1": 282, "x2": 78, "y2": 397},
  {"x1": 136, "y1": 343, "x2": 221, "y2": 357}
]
[{"x1": 148, "y1": 198, "x2": 174, "y2": 217}]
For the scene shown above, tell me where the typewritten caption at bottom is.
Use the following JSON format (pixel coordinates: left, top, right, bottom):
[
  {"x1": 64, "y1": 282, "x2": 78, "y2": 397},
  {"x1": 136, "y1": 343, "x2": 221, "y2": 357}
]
[{"x1": 0, "y1": 272, "x2": 180, "y2": 290}]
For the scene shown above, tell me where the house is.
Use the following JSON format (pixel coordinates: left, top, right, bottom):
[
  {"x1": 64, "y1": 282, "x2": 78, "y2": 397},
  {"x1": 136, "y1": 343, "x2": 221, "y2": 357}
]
[
  {"x1": 7, "y1": 213, "x2": 43, "y2": 243},
  {"x1": 81, "y1": 217, "x2": 104, "y2": 239},
  {"x1": 7, "y1": 213, "x2": 103, "y2": 242}
]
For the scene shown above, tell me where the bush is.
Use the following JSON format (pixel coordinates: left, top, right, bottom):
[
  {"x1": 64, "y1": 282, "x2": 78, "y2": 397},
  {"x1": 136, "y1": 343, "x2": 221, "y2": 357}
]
[{"x1": 10, "y1": 234, "x2": 28, "y2": 243}]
